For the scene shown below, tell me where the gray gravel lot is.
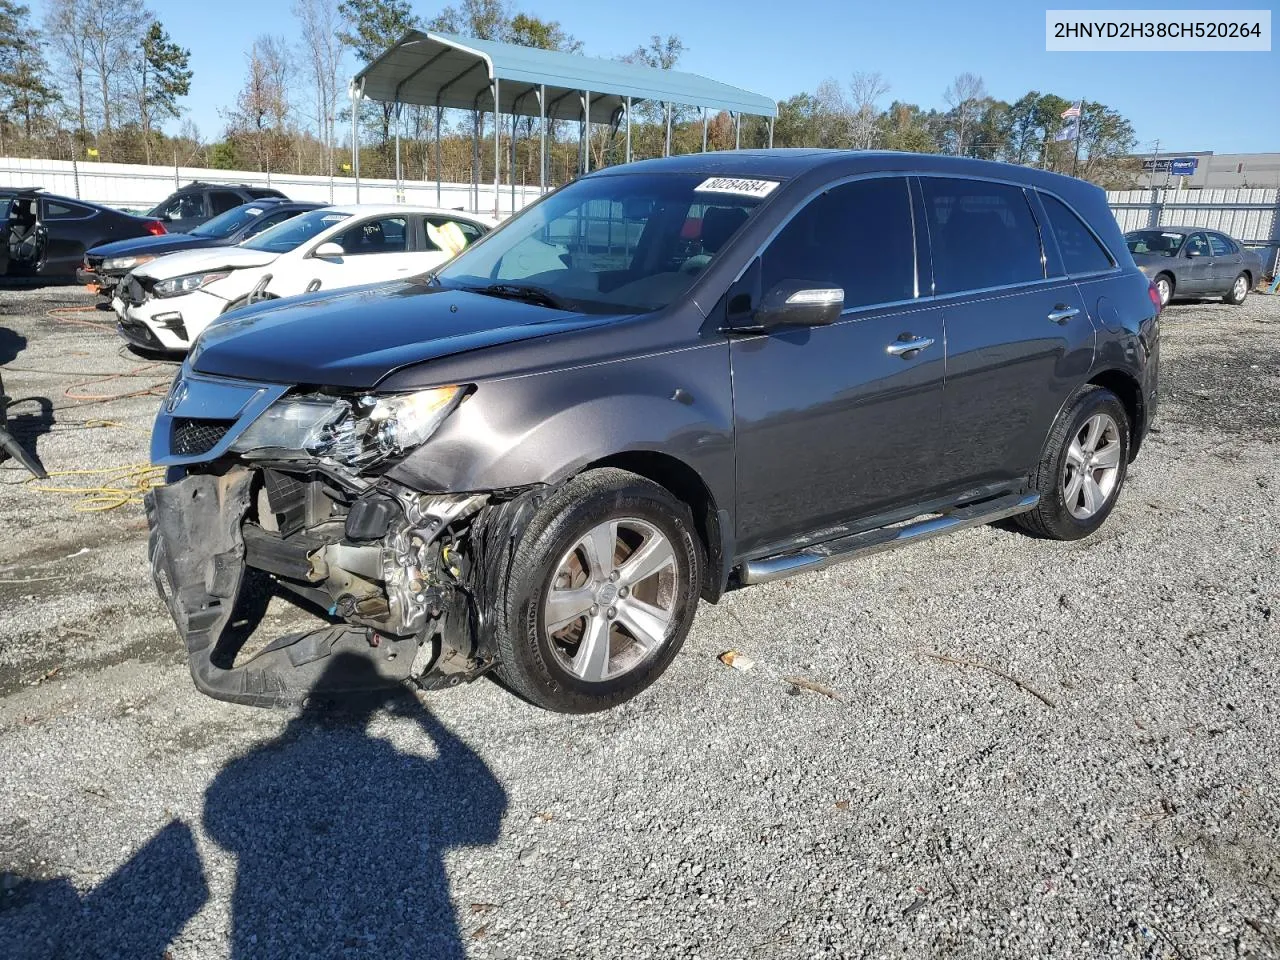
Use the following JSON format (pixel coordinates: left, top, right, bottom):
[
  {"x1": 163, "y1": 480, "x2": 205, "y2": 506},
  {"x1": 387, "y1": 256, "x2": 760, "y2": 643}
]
[{"x1": 1, "y1": 284, "x2": 1278, "y2": 959}]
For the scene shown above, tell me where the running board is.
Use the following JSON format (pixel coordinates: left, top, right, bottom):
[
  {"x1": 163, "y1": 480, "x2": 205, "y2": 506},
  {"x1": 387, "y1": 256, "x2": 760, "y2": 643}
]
[{"x1": 740, "y1": 492, "x2": 1039, "y2": 586}]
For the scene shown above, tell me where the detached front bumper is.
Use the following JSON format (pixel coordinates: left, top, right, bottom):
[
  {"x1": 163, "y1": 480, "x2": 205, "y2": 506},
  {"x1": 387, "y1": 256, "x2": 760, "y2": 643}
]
[{"x1": 145, "y1": 471, "x2": 420, "y2": 707}]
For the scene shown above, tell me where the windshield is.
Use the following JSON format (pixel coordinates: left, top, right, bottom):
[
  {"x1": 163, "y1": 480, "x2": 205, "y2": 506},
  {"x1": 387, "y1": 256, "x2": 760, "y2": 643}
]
[
  {"x1": 1126, "y1": 230, "x2": 1185, "y2": 257},
  {"x1": 242, "y1": 209, "x2": 350, "y2": 253},
  {"x1": 435, "y1": 173, "x2": 775, "y2": 313},
  {"x1": 192, "y1": 203, "x2": 270, "y2": 238}
]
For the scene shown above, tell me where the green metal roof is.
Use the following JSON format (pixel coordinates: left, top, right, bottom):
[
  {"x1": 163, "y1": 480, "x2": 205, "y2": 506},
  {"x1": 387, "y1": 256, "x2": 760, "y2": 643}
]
[{"x1": 353, "y1": 31, "x2": 777, "y2": 123}]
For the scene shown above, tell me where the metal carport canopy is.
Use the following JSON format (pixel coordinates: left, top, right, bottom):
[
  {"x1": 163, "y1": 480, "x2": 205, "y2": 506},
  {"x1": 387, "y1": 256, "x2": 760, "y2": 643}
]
[{"x1": 353, "y1": 30, "x2": 778, "y2": 122}]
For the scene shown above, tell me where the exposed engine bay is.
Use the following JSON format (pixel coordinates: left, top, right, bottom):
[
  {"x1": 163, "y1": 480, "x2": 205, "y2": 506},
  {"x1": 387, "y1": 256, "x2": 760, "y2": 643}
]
[{"x1": 147, "y1": 459, "x2": 545, "y2": 707}]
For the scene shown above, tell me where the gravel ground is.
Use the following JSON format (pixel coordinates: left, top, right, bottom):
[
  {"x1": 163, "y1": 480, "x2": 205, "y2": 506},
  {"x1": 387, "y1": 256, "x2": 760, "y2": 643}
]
[{"x1": 1, "y1": 284, "x2": 1278, "y2": 959}]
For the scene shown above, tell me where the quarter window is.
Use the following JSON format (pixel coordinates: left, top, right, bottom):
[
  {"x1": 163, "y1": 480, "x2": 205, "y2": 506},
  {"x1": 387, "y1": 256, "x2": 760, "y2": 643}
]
[
  {"x1": 44, "y1": 200, "x2": 92, "y2": 219},
  {"x1": 760, "y1": 177, "x2": 915, "y2": 310},
  {"x1": 335, "y1": 217, "x2": 408, "y2": 255},
  {"x1": 920, "y1": 178, "x2": 1044, "y2": 293},
  {"x1": 1208, "y1": 234, "x2": 1236, "y2": 257},
  {"x1": 1040, "y1": 194, "x2": 1112, "y2": 275}
]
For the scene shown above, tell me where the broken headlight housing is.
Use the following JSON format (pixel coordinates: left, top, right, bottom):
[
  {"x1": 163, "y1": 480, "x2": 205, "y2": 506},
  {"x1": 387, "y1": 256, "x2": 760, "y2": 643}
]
[{"x1": 230, "y1": 386, "x2": 467, "y2": 465}]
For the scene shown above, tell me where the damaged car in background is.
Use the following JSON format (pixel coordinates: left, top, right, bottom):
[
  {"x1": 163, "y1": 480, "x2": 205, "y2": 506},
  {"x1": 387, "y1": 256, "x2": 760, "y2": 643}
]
[{"x1": 147, "y1": 151, "x2": 1159, "y2": 713}]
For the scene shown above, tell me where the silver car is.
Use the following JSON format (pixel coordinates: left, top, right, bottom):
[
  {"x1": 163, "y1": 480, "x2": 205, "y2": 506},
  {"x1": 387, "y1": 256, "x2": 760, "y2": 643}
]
[{"x1": 1125, "y1": 227, "x2": 1264, "y2": 306}]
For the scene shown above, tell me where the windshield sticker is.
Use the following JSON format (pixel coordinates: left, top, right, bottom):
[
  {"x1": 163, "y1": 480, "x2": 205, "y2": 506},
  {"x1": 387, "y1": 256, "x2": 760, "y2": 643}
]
[
  {"x1": 322, "y1": 214, "x2": 347, "y2": 222},
  {"x1": 246, "y1": 207, "x2": 263, "y2": 216},
  {"x1": 694, "y1": 177, "x2": 779, "y2": 198},
  {"x1": 1162, "y1": 232, "x2": 1183, "y2": 239}
]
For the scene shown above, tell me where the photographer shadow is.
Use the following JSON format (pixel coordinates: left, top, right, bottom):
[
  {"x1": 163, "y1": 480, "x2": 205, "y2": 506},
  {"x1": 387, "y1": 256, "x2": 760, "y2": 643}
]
[
  {"x1": 203, "y1": 653, "x2": 508, "y2": 958},
  {"x1": 1, "y1": 655, "x2": 507, "y2": 960}
]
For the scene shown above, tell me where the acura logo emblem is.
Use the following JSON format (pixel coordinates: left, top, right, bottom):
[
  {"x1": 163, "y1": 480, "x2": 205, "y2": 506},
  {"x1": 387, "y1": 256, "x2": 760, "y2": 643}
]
[{"x1": 166, "y1": 378, "x2": 188, "y2": 413}]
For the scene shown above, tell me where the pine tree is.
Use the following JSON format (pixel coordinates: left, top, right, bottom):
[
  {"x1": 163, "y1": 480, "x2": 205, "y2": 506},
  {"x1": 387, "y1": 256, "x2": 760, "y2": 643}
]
[
  {"x1": 137, "y1": 21, "x2": 192, "y2": 162},
  {"x1": 0, "y1": 0, "x2": 59, "y2": 140}
]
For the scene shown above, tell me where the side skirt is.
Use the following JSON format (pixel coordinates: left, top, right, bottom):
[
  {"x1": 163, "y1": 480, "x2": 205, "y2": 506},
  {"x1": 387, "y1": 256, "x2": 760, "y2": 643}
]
[{"x1": 739, "y1": 492, "x2": 1038, "y2": 586}]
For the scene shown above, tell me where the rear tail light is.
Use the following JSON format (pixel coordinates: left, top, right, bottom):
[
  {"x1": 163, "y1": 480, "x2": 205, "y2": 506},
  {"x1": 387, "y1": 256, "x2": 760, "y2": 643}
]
[
  {"x1": 146, "y1": 219, "x2": 167, "y2": 236},
  {"x1": 1147, "y1": 279, "x2": 1162, "y2": 314}
]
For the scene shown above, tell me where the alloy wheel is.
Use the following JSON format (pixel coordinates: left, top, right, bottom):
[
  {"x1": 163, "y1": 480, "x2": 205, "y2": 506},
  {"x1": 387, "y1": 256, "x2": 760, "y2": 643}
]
[
  {"x1": 1233, "y1": 275, "x2": 1249, "y2": 301},
  {"x1": 543, "y1": 518, "x2": 678, "y2": 682},
  {"x1": 1062, "y1": 413, "x2": 1122, "y2": 520},
  {"x1": 1156, "y1": 277, "x2": 1172, "y2": 305}
]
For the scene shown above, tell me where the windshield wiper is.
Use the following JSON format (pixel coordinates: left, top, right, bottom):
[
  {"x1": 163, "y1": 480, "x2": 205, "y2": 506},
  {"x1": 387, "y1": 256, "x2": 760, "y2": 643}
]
[{"x1": 467, "y1": 283, "x2": 572, "y2": 310}]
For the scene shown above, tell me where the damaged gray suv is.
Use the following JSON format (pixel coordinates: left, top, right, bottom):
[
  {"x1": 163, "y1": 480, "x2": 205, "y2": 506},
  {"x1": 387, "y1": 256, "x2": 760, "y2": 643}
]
[{"x1": 146, "y1": 150, "x2": 1160, "y2": 713}]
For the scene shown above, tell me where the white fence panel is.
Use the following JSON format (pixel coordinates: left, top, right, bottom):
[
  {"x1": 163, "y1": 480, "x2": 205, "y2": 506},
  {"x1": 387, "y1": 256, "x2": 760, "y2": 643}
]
[{"x1": 0, "y1": 156, "x2": 541, "y2": 217}]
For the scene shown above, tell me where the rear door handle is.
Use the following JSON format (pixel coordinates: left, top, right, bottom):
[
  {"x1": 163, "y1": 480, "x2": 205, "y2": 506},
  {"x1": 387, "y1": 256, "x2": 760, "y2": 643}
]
[
  {"x1": 886, "y1": 336, "x2": 935, "y2": 357},
  {"x1": 1048, "y1": 305, "x2": 1080, "y2": 324}
]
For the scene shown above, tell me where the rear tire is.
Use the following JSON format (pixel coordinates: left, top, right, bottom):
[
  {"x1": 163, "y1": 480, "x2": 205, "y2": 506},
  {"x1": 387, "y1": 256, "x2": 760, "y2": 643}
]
[
  {"x1": 492, "y1": 468, "x2": 703, "y2": 713},
  {"x1": 1225, "y1": 272, "x2": 1250, "y2": 305},
  {"x1": 1017, "y1": 385, "x2": 1130, "y2": 541}
]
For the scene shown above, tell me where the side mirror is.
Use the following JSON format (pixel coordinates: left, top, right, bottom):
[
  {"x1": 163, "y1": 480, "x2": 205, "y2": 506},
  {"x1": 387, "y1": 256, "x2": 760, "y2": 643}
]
[
  {"x1": 313, "y1": 241, "x2": 344, "y2": 260},
  {"x1": 753, "y1": 280, "x2": 843, "y2": 329},
  {"x1": 1185, "y1": 246, "x2": 1203, "y2": 258}
]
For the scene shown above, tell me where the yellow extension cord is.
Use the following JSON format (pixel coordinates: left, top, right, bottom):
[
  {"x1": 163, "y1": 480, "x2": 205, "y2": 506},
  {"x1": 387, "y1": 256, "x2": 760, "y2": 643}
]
[{"x1": 18, "y1": 420, "x2": 163, "y2": 512}]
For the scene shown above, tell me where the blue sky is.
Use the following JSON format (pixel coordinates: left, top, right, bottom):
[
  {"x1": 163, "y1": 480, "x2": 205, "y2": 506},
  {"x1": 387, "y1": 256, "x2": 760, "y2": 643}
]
[{"x1": 29, "y1": 0, "x2": 1278, "y2": 153}]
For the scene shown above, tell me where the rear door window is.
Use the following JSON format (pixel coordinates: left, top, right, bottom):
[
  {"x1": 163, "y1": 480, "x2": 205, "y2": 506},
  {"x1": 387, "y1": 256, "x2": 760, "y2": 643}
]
[
  {"x1": 1208, "y1": 234, "x2": 1236, "y2": 256},
  {"x1": 1040, "y1": 193, "x2": 1113, "y2": 275},
  {"x1": 920, "y1": 178, "x2": 1044, "y2": 294},
  {"x1": 760, "y1": 176, "x2": 915, "y2": 309},
  {"x1": 210, "y1": 190, "x2": 242, "y2": 215}
]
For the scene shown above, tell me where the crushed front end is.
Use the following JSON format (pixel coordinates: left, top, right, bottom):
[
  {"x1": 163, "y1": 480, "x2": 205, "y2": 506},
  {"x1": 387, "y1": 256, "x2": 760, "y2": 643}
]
[{"x1": 144, "y1": 367, "x2": 538, "y2": 707}]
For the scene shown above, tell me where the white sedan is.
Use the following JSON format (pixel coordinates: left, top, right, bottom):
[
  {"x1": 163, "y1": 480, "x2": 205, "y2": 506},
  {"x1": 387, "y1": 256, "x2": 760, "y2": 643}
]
[{"x1": 113, "y1": 205, "x2": 494, "y2": 352}]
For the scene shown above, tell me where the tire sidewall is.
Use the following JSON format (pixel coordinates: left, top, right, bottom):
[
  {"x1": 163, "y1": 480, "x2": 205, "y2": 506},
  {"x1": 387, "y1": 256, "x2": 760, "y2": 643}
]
[
  {"x1": 1155, "y1": 274, "x2": 1173, "y2": 305},
  {"x1": 504, "y1": 475, "x2": 702, "y2": 711},
  {"x1": 1041, "y1": 390, "x2": 1130, "y2": 539},
  {"x1": 1227, "y1": 273, "x2": 1249, "y2": 305}
]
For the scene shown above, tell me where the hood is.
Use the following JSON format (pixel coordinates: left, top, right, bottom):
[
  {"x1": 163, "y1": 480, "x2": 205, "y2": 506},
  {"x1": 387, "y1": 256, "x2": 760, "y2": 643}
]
[
  {"x1": 87, "y1": 233, "x2": 226, "y2": 261},
  {"x1": 133, "y1": 245, "x2": 279, "y2": 279},
  {"x1": 189, "y1": 280, "x2": 624, "y2": 389}
]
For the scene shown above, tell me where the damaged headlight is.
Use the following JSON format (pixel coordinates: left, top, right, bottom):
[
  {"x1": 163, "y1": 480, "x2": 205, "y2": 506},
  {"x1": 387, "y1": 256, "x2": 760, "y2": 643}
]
[{"x1": 230, "y1": 386, "x2": 466, "y2": 464}]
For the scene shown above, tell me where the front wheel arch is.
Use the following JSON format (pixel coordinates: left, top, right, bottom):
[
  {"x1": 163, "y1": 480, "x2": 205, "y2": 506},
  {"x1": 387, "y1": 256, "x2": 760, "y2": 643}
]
[{"x1": 585, "y1": 450, "x2": 727, "y2": 603}]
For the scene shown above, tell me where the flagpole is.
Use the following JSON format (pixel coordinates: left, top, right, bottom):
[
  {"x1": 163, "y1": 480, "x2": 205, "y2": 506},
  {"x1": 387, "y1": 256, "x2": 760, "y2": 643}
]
[{"x1": 1072, "y1": 100, "x2": 1084, "y2": 178}]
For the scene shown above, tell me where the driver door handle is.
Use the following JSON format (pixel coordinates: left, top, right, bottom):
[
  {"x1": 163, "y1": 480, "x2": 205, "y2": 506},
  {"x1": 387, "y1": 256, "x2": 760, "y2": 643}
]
[
  {"x1": 1048, "y1": 305, "x2": 1080, "y2": 324},
  {"x1": 886, "y1": 336, "x2": 935, "y2": 357}
]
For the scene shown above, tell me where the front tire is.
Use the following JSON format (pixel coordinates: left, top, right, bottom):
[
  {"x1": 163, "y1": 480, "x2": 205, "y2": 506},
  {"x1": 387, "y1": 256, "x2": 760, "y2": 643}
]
[
  {"x1": 493, "y1": 468, "x2": 703, "y2": 713},
  {"x1": 1017, "y1": 385, "x2": 1130, "y2": 541},
  {"x1": 1154, "y1": 273, "x2": 1174, "y2": 306},
  {"x1": 1225, "y1": 272, "x2": 1250, "y2": 305}
]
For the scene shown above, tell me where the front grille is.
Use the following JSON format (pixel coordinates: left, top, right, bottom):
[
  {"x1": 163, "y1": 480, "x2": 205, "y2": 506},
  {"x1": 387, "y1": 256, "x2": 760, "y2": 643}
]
[
  {"x1": 171, "y1": 418, "x2": 233, "y2": 456},
  {"x1": 116, "y1": 318, "x2": 162, "y2": 350}
]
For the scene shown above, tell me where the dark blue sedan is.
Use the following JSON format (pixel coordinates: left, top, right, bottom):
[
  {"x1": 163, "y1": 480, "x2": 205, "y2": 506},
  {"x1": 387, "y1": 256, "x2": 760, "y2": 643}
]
[{"x1": 79, "y1": 199, "x2": 322, "y2": 299}]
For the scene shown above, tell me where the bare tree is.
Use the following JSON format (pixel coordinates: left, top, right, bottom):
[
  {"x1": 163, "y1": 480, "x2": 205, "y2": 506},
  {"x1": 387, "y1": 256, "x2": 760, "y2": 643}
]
[
  {"x1": 813, "y1": 77, "x2": 851, "y2": 147},
  {"x1": 42, "y1": 0, "x2": 92, "y2": 144},
  {"x1": 943, "y1": 72, "x2": 987, "y2": 156},
  {"x1": 82, "y1": 0, "x2": 145, "y2": 136},
  {"x1": 294, "y1": 0, "x2": 346, "y2": 177},
  {"x1": 848, "y1": 71, "x2": 889, "y2": 149},
  {"x1": 224, "y1": 35, "x2": 291, "y2": 172}
]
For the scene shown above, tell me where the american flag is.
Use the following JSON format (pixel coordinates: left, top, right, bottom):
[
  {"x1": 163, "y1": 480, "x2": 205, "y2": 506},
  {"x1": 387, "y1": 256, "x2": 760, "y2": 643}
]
[{"x1": 1061, "y1": 102, "x2": 1082, "y2": 119}]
